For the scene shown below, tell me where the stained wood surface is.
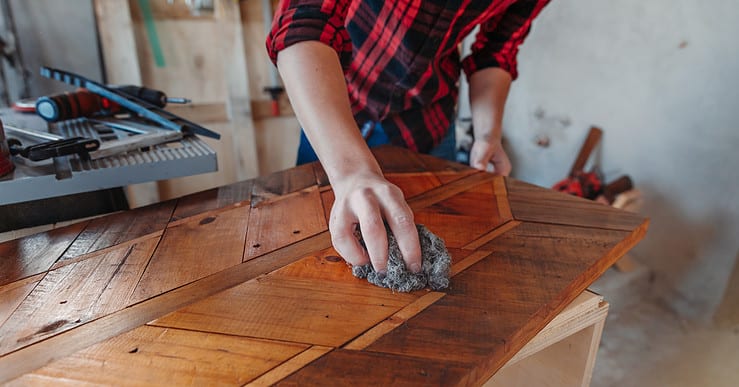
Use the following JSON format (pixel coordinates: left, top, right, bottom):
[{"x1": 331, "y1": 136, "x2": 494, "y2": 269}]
[{"x1": 0, "y1": 145, "x2": 648, "y2": 385}]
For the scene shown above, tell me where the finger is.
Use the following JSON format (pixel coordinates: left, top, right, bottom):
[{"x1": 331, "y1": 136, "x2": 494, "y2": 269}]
[
  {"x1": 491, "y1": 148, "x2": 512, "y2": 176},
  {"x1": 355, "y1": 200, "x2": 389, "y2": 274},
  {"x1": 385, "y1": 204, "x2": 422, "y2": 273},
  {"x1": 329, "y1": 207, "x2": 369, "y2": 267},
  {"x1": 470, "y1": 143, "x2": 495, "y2": 171}
]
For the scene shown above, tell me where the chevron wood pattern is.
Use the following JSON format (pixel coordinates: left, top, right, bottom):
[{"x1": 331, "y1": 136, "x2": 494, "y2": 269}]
[{"x1": 0, "y1": 146, "x2": 648, "y2": 385}]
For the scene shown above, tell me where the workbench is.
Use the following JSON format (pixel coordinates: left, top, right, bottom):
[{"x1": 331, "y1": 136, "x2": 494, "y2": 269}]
[{"x1": 0, "y1": 146, "x2": 648, "y2": 385}]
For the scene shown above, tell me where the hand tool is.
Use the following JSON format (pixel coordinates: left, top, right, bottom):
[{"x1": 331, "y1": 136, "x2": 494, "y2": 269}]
[
  {"x1": 3, "y1": 123, "x2": 64, "y2": 142},
  {"x1": 7, "y1": 137, "x2": 100, "y2": 162},
  {"x1": 39, "y1": 66, "x2": 220, "y2": 139},
  {"x1": 114, "y1": 85, "x2": 190, "y2": 107},
  {"x1": 36, "y1": 86, "x2": 190, "y2": 122},
  {"x1": 35, "y1": 89, "x2": 119, "y2": 122}
]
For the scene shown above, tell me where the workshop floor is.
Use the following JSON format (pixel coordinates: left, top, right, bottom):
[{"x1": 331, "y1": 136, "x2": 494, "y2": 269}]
[{"x1": 590, "y1": 265, "x2": 739, "y2": 387}]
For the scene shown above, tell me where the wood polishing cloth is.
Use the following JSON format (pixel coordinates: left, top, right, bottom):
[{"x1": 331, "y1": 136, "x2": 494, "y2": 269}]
[{"x1": 352, "y1": 224, "x2": 451, "y2": 292}]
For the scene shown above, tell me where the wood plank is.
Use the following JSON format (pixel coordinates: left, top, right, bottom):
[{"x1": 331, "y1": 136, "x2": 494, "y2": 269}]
[
  {"x1": 462, "y1": 220, "x2": 521, "y2": 251},
  {"x1": 170, "y1": 180, "x2": 253, "y2": 222},
  {"x1": 247, "y1": 346, "x2": 333, "y2": 387},
  {"x1": 506, "y1": 179, "x2": 646, "y2": 231},
  {"x1": 15, "y1": 325, "x2": 307, "y2": 386},
  {"x1": 320, "y1": 189, "x2": 335, "y2": 224},
  {"x1": 414, "y1": 151, "x2": 473, "y2": 172},
  {"x1": 165, "y1": 102, "x2": 229, "y2": 123},
  {"x1": 371, "y1": 145, "x2": 427, "y2": 173},
  {"x1": 312, "y1": 162, "x2": 330, "y2": 187},
  {"x1": 485, "y1": 322, "x2": 604, "y2": 387},
  {"x1": 435, "y1": 168, "x2": 478, "y2": 184},
  {"x1": 360, "y1": 220, "x2": 647, "y2": 385},
  {"x1": 0, "y1": 274, "x2": 43, "y2": 327},
  {"x1": 245, "y1": 187, "x2": 327, "y2": 261},
  {"x1": 0, "y1": 237, "x2": 159, "y2": 356},
  {"x1": 407, "y1": 171, "x2": 493, "y2": 211},
  {"x1": 251, "y1": 163, "x2": 317, "y2": 206},
  {"x1": 344, "y1": 292, "x2": 445, "y2": 350},
  {"x1": 0, "y1": 221, "x2": 87, "y2": 287},
  {"x1": 503, "y1": 291, "x2": 606, "y2": 366},
  {"x1": 278, "y1": 349, "x2": 471, "y2": 386},
  {"x1": 131, "y1": 205, "x2": 251, "y2": 303},
  {"x1": 0, "y1": 232, "x2": 332, "y2": 383},
  {"x1": 58, "y1": 200, "x2": 176, "y2": 262},
  {"x1": 414, "y1": 180, "x2": 508, "y2": 248},
  {"x1": 150, "y1": 275, "x2": 418, "y2": 347},
  {"x1": 268, "y1": 246, "x2": 356, "y2": 282},
  {"x1": 385, "y1": 172, "x2": 443, "y2": 200}
]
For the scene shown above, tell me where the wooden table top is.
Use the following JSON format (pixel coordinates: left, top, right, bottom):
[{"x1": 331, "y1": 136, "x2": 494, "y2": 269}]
[{"x1": 0, "y1": 146, "x2": 648, "y2": 385}]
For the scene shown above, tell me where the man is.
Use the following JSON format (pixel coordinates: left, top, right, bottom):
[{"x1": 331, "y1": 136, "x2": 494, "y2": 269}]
[{"x1": 267, "y1": 0, "x2": 550, "y2": 277}]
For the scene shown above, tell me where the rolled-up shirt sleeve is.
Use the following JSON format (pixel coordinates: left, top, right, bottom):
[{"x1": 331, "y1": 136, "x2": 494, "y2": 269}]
[
  {"x1": 462, "y1": 0, "x2": 550, "y2": 80},
  {"x1": 266, "y1": 0, "x2": 353, "y2": 67}
]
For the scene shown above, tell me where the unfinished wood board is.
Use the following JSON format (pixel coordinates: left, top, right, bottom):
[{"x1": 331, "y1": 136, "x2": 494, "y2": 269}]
[
  {"x1": 11, "y1": 325, "x2": 308, "y2": 386},
  {"x1": 0, "y1": 146, "x2": 647, "y2": 384},
  {"x1": 0, "y1": 221, "x2": 87, "y2": 286}
]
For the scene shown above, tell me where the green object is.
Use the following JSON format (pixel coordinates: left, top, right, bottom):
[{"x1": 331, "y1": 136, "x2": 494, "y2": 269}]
[{"x1": 138, "y1": 0, "x2": 166, "y2": 68}]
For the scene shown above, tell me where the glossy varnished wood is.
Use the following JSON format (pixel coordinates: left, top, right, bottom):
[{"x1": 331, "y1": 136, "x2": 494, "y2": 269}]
[{"x1": 0, "y1": 146, "x2": 648, "y2": 385}]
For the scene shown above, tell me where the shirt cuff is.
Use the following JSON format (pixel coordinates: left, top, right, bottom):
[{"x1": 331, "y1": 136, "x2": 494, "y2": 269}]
[
  {"x1": 462, "y1": 54, "x2": 518, "y2": 81},
  {"x1": 266, "y1": 7, "x2": 351, "y2": 67}
]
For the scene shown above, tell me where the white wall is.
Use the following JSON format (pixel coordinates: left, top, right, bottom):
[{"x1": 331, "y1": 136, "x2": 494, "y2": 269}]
[{"x1": 502, "y1": 0, "x2": 739, "y2": 320}]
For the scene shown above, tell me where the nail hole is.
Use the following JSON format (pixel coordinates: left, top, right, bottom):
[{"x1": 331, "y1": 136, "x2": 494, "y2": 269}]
[
  {"x1": 59, "y1": 300, "x2": 67, "y2": 304},
  {"x1": 129, "y1": 347, "x2": 139, "y2": 353},
  {"x1": 199, "y1": 216, "x2": 216, "y2": 225},
  {"x1": 252, "y1": 243, "x2": 261, "y2": 248},
  {"x1": 292, "y1": 230, "x2": 301, "y2": 234},
  {"x1": 325, "y1": 255, "x2": 342, "y2": 263}
]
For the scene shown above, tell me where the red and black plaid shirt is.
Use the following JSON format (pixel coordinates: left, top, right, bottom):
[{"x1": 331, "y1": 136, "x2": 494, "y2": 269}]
[{"x1": 267, "y1": 0, "x2": 550, "y2": 153}]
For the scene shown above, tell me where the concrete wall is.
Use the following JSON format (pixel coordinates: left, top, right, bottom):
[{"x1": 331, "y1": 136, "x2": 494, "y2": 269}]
[{"x1": 502, "y1": 0, "x2": 738, "y2": 320}]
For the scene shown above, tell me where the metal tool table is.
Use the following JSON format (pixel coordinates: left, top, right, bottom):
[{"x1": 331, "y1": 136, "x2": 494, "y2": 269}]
[{"x1": 0, "y1": 109, "x2": 218, "y2": 231}]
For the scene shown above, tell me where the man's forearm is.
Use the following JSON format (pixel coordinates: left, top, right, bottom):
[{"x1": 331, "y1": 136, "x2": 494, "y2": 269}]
[
  {"x1": 468, "y1": 67, "x2": 512, "y2": 143},
  {"x1": 467, "y1": 67, "x2": 513, "y2": 175},
  {"x1": 276, "y1": 40, "x2": 422, "y2": 274},
  {"x1": 276, "y1": 41, "x2": 381, "y2": 181}
]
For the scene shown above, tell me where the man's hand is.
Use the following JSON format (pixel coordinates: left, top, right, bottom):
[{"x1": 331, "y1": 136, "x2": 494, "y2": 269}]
[
  {"x1": 469, "y1": 138, "x2": 511, "y2": 176},
  {"x1": 329, "y1": 171, "x2": 422, "y2": 274}
]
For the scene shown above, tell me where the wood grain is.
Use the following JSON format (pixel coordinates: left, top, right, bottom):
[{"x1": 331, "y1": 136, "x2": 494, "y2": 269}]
[
  {"x1": 385, "y1": 172, "x2": 443, "y2": 199},
  {"x1": 278, "y1": 349, "x2": 472, "y2": 386},
  {"x1": 57, "y1": 200, "x2": 176, "y2": 261},
  {"x1": 131, "y1": 205, "x2": 251, "y2": 303},
  {"x1": 0, "y1": 232, "x2": 333, "y2": 383},
  {"x1": 507, "y1": 179, "x2": 645, "y2": 231},
  {"x1": 14, "y1": 325, "x2": 308, "y2": 386},
  {"x1": 0, "y1": 274, "x2": 43, "y2": 327},
  {"x1": 250, "y1": 163, "x2": 317, "y2": 206},
  {"x1": 0, "y1": 237, "x2": 158, "y2": 356},
  {"x1": 0, "y1": 221, "x2": 87, "y2": 287},
  {"x1": 171, "y1": 179, "x2": 253, "y2": 222},
  {"x1": 414, "y1": 180, "x2": 508, "y2": 247},
  {"x1": 247, "y1": 346, "x2": 334, "y2": 387},
  {"x1": 344, "y1": 291, "x2": 446, "y2": 350},
  {"x1": 361, "y1": 220, "x2": 647, "y2": 385},
  {"x1": 150, "y1": 275, "x2": 418, "y2": 347},
  {"x1": 0, "y1": 146, "x2": 648, "y2": 384},
  {"x1": 245, "y1": 187, "x2": 327, "y2": 261}
]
